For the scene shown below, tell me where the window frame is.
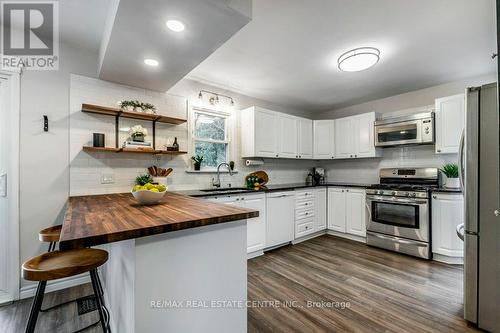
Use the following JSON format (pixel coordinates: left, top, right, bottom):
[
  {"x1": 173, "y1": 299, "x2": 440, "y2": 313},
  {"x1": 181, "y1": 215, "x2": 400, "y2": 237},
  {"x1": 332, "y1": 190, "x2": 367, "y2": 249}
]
[{"x1": 189, "y1": 106, "x2": 233, "y2": 171}]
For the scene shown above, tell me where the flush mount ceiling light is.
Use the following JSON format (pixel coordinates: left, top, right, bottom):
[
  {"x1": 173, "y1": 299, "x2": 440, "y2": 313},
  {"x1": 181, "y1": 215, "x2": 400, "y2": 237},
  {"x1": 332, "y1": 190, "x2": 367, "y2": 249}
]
[
  {"x1": 337, "y1": 47, "x2": 380, "y2": 72},
  {"x1": 166, "y1": 20, "x2": 185, "y2": 32},
  {"x1": 144, "y1": 58, "x2": 159, "y2": 67}
]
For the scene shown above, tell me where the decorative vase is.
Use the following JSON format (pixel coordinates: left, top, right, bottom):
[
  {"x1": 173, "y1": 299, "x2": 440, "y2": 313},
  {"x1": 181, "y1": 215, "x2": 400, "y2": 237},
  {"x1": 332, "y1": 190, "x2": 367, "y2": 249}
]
[
  {"x1": 194, "y1": 163, "x2": 201, "y2": 171},
  {"x1": 134, "y1": 106, "x2": 144, "y2": 113},
  {"x1": 133, "y1": 134, "x2": 145, "y2": 142},
  {"x1": 445, "y1": 177, "x2": 460, "y2": 189},
  {"x1": 144, "y1": 108, "x2": 155, "y2": 114}
]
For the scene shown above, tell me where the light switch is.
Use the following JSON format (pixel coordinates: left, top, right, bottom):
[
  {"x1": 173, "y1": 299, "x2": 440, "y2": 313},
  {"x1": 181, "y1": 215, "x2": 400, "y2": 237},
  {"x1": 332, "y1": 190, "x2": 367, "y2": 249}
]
[
  {"x1": 0, "y1": 173, "x2": 6, "y2": 197},
  {"x1": 101, "y1": 173, "x2": 114, "y2": 184}
]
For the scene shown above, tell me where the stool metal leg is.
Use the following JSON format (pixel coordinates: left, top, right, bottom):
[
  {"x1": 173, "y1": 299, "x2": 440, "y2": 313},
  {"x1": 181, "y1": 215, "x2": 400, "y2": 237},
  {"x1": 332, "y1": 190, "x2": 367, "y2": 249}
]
[
  {"x1": 90, "y1": 269, "x2": 109, "y2": 333},
  {"x1": 25, "y1": 281, "x2": 46, "y2": 333}
]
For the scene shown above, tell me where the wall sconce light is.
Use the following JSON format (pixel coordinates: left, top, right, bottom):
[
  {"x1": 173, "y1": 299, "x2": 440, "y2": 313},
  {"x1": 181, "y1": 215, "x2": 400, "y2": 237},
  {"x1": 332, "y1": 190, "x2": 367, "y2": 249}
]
[{"x1": 198, "y1": 90, "x2": 235, "y2": 106}]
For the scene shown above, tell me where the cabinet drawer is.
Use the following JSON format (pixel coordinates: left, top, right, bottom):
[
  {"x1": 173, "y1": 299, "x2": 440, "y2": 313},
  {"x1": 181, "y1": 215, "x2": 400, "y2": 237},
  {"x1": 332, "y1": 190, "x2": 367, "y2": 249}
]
[
  {"x1": 296, "y1": 209, "x2": 314, "y2": 220},
  {"x1": 295, "y1": 191, "x2": 314, "y2": 200},
  {"x1": 296, "y1": 220, "x2": 315, "y2": 237},
  {"x1": 295, "y1": 200, "x2": 314, "y2": 210}
]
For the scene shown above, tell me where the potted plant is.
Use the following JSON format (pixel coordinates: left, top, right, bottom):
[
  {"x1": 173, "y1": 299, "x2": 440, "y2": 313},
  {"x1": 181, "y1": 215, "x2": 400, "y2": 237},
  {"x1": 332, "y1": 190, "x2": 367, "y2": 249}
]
[
  {"x1": 118, "y1": 100, "x2": 135, "y2": 112},
  {"x1": 441, "y1": 163, "x2": 460, "y2": 188},
  {"x1": 130, "y1": 125, "x2": 148, "y2": 142},
  {"x1": 142, "y1": 102, "x2": 157, "y2": 114},
  {"x1": 191, "y1": 155, "x2": 204, "y2": 171},
  {"x1": 132, "y1": 100, "x2": 143, "y2": 112}
]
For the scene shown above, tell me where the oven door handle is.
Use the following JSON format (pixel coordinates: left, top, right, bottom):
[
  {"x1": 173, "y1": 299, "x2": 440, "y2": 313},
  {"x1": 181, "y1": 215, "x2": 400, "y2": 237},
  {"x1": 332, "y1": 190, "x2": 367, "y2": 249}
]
[{"x1": 366, "y1": 196, "x2": 428, "y2": 205}]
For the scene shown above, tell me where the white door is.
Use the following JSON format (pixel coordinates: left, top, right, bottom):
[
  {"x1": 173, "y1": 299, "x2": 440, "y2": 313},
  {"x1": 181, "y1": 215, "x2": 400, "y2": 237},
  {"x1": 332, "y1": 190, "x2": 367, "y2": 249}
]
[
  {"x1": 435, "y1": 94, "x2": 465, "y2": 154},
  {"x1": 278, "y1": 114, "x2": 298, "y2": 158},
  {"x1": 345, "y1": 189, "x2": 366, "y2": 237},
  {"x1": 243, "y1": 194, "x2": 266, "y2": 254},
  {"x1": 432, "y1": 194, "x2": 464, "y2": 258},
  {"x1": 335, "y1": 117, "x2": 354, "y2": 159},
  {"x1": 298, "y1": 118, "x2": 313, "y2": 159},
  {"x1": 327, "y1": 188, "x2": 346, "y2": 232},
  {"x1": 254, "y1": 109, "x2": 279, "y2": 157},
  {"x1": 313, "y1": 120, "x2": 335, "y2": 159},
  {"x1": 0, "y1": 72, "x2": 19, "y2": 304},
  {"x1": 314, "y1": 188, "x2": 327, "y2": 231},
  {"x1": 356, "y1": 113, "x2": 377, "y2": 158}
]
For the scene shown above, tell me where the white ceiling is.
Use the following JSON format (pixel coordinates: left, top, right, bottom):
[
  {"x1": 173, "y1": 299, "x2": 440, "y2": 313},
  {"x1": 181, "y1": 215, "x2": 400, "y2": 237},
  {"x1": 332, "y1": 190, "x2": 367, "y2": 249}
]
[{"x1": 187, "y1": 0, "x2": 497, "y2": 111}]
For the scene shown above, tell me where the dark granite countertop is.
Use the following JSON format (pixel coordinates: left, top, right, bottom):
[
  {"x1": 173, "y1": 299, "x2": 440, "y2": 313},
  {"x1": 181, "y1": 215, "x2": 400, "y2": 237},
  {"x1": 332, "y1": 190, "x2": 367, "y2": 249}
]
[
  {"x1": 175, "y1": 182, "x2": 373, "y2": 198},
  {"x1": 431, "y1": 187, "x2": 463, "y2": 194}
]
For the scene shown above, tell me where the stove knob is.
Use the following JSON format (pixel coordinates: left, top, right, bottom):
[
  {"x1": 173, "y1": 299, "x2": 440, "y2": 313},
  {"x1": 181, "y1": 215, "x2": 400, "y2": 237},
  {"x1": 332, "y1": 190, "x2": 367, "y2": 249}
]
[
  {"x1": 411, "y1": 193, "x2": 417, "y2": 197},
  {"x1": 391, "y1": 191, "x2": 396, "y2": 196}
]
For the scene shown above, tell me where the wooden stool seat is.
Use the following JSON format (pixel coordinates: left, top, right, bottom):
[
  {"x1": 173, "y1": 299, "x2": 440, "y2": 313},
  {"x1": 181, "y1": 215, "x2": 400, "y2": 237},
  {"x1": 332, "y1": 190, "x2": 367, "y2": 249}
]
[
  {"x1": 22, "y1": 248, "x2": 108, "y2": 281},
  {"x1": 38, "y1": 225, "x2": 62, "y2": 243}
]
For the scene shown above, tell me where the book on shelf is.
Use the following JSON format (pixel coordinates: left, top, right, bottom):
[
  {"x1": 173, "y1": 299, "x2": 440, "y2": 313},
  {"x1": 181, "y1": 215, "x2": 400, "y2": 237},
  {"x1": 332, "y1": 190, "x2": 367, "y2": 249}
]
[{"x1": 123, "y1": 141, "x2": 152, "y2": 148}]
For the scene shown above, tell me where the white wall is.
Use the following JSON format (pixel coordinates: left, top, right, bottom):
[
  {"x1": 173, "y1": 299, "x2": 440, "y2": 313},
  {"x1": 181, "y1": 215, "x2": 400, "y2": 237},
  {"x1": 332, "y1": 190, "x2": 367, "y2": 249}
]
[
  {"x1": 19, "y1": 44, "x2": 98, "y2": 288},
  {"x1": 313, "y1": 73, "x2": 496, "y2": 184},
  {"x1": 69, "y1": 75, "x2": 317, "y2": 195}
]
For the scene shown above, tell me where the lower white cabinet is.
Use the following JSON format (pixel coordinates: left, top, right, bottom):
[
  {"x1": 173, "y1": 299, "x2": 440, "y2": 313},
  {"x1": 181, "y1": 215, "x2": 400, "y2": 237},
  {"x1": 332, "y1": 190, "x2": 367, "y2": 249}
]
[
  {"x1": 314, "y1": 188, "x2": 327, "y2": 231},
  {"x1": 294, "y1": 188, "x2": 328, "y2": 239},
  {"x1": 432, "y1": 193, "x2": 464, "y2": 263},
  {"x1": 206, "y1": 193, "x2": 266, "y2": 255},
  {"x1": 328, "y1": 187, "x2": 366, "y2": 237}
]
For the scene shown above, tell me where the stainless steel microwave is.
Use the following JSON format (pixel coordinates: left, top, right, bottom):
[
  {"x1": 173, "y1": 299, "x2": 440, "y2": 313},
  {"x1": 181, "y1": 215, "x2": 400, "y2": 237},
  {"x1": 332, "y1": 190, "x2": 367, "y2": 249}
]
[{"x1": 374, "y1": 112, "x2": 434, "y2": 147}]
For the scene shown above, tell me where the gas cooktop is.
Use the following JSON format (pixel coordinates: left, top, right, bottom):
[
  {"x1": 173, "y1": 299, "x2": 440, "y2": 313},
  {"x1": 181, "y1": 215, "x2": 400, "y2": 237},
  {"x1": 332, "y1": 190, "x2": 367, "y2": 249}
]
[{"x1": 366, "y1": 167, "x2": 440, "y2": 198}]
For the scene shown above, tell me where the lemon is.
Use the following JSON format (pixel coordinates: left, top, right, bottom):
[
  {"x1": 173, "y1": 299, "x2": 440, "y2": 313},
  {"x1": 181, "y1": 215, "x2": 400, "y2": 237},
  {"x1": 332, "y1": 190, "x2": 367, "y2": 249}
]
[
  {"x1": 157, "y1": 184, "x2": 167, "y2": 192},
  {"x1": 149, "y1": 188, "x2": 160, "y2": 192},
  {"x1": 132, "y1": 185, "x2": 143, "y2": 192},
  {"x1": 144, "y1": 183, "x2": 154, "y2": 190}
]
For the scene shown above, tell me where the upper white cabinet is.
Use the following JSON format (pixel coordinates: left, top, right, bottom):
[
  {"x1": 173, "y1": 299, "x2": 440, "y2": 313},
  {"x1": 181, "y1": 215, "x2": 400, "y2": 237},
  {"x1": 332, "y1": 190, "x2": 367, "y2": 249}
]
[
  {"x1": 334, "y1": 112, "x2": 381, "y2": 159},
  {"x1": 241, "y1": 106, "x2": 279, "y2": 158},
  {"x1": 313, "y1": 120, "x2": 335, "y2": 159},
  {"x1": 432, "y1": 193, "x2": 464, "y2": 263},
  {"x1": 278, "y1": 114, "x2": 298, "y2": 158},
  {"x1": 240, "y1": 106, "x2": 312, "y2": 159},
  {"x1": 328, "y1": 187, "x2": 367, "y2": 237},
  {"x1": 298, "y1": 118, "x2": 313, "y2": 159},
  {"x1": 435, "y1": 94, "x2": 465, "y2": 154}
]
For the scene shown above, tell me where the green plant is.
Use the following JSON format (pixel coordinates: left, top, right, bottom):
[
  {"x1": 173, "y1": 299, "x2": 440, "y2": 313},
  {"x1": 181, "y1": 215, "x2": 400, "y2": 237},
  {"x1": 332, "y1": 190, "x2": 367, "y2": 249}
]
[
  {"x1": 440, "y1": 163, "x2": 459, "y2": 178},
  {"x1": 191, "y1": 155, "x2": 204, "y2": 164},
  {"x1": 129, "y1": 125, "x2": 148, "y2": 138},
  {"x1": 135, "y1": 174, "x2": 154, "y2": 186},
  {"x1": 141, "y1": 102, "x2": 156, "y2": 112},
  {"x1": 119, "y1": 100, "x2": 135, "y2": 108}
]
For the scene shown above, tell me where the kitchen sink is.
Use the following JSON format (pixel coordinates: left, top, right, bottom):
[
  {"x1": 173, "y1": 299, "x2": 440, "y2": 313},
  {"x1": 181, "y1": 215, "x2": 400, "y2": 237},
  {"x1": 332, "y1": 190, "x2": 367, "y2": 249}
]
[{"x1": 200, "y1": 187, "x2": 249, "y2": 192}]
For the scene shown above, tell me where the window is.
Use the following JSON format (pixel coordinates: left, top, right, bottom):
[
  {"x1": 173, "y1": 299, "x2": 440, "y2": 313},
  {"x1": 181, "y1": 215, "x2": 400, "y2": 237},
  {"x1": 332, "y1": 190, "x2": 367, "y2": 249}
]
[{"x1": 190, "y1": 108, "x2": 231, "y2": 169}]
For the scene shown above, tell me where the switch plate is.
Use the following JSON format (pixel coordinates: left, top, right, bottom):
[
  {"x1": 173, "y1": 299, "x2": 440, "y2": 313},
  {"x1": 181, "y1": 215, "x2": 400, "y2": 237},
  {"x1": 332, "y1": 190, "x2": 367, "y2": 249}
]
[{"x1": 101, "y1": 173, "x2": 114, "y2": 184}]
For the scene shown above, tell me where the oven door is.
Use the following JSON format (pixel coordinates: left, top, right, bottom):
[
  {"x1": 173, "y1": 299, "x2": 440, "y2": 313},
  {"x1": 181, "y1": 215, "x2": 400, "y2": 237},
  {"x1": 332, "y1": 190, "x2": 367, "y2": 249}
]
[
  {"x1": 366, "y1": 195, "x2": 429, "y2": 242},
  {"x1": 375, "y1": 120, "x2": 422, "y2": 147}
]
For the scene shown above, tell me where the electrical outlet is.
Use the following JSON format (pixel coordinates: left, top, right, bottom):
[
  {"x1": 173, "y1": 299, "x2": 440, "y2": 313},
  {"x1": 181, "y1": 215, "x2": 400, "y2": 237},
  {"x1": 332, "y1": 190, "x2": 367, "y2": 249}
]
[{"x1": 101, "y1": 173, "x2": 114, "y2": 184}]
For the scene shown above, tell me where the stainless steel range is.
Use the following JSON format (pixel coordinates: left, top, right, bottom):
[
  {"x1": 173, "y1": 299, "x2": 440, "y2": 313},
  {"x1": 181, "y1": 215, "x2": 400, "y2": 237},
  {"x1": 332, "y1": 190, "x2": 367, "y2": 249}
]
[{"x1": 366, "y1": 167, "x2": 439, "y2": 259}]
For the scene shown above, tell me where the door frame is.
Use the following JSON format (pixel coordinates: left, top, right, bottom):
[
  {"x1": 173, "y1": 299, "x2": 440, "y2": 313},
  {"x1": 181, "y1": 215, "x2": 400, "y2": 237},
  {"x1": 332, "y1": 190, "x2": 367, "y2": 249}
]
[{"x1": 0, "y1": 69, "x2": 21, "y2": 303}]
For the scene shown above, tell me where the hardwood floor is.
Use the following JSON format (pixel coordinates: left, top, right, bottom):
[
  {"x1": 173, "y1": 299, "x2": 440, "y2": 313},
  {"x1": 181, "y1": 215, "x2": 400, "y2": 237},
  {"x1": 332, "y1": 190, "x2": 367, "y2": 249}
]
[
  {"x1": 248, "y1": 235, "x2": 478, "y2": 333},
  {"x1": 1, "y1": 235, "x2": 477, "y2": 332}
]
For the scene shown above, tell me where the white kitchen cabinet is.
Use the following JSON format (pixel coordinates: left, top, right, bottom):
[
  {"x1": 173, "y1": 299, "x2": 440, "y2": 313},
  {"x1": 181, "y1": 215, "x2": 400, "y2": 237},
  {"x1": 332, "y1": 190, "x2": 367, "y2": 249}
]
[
  {"x1": 327, "y1": 187, "x2": 347, "y2": 232},
  {"x1": 266, "y1": 191, "x2": 295, "y2": 248},
  {"x1": 328, "y1": 187, "x2": 366, "y2": 237},
  {"x1": 206, "y1": 193, "x2": 266, "y2": 256},
  {"x1": 298, "y1": 118, "x2": 313, "y2": 159},
  {"x1": 335, "y1": 112, "x2": 380, "y2": 159},
  {"x1": 295, "y1": 190, "x2": 315, "y2": 238},
  {"x1": 435, "y1": 94, "x2": 465, "y2": 154},
  {"x1": 314, "y1": 188, "x2": 327, "y2": 231},
  {"x1": 278, "y1": 114, "x2": 298, "y2": 158},
  {"x1": 241, "y1": 106, "x2": 279, "y2": 158},
  {"x1": 313, "y1": 120, "x2": 335, "y2": 159},
  {"x1": 432, "y1": 193, "x2": 464, "y2": 263}
]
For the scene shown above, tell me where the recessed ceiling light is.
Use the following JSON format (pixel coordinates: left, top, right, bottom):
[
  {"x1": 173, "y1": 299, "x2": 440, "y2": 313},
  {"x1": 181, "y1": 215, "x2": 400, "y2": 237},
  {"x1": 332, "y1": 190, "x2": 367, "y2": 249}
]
[
  {"x1": 144, "y1": 58, "x2": 159, "y2": 67},
  {"x1": 338, "y1": 47, "x2": 380, "y2": 72},
  {"x1": 166, "y1": 20, "x2": 185, "y2": 32}
]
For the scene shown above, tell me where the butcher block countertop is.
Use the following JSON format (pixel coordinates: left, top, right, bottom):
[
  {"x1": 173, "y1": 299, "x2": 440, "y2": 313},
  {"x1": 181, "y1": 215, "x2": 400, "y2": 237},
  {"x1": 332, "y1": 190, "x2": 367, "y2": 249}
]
[{"x1": 59, "y1": 192, "x2": 259, "y2": 250}]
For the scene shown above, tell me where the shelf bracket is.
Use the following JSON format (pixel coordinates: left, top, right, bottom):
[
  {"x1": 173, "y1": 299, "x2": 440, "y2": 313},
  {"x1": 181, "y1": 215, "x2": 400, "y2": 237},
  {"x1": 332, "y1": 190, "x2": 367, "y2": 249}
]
[
  {"x1": 152, "y1": 119, "x2": 157, "y2": 150},
  {"x1": 115, "y1": 114, "x2": 120, "y2": 149}
]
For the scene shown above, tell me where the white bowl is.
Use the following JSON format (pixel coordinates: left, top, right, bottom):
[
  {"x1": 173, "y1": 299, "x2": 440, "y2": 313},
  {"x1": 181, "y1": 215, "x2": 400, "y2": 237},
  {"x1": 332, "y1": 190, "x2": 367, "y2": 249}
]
[{"x1": 131, "y1": 189, "x2": 166, "y2": 205}]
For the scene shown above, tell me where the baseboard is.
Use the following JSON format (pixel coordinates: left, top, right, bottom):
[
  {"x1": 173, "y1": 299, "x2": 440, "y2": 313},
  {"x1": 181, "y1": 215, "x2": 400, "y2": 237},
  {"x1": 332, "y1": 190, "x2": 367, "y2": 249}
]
[
  {"x1": 247, "y1": 250, "x2": 264, "y2": 259},
  {"x1": 432, "y1": 253, "x2": 464, "y2": 265},
  {"x1": 19, "y1": 274, "x2": 90, "y2": 300},
  {"x1": 292, "y1": 230, "x2": 327, "y2": 244},
  {"x1": 326, "y1": 230, "x2": 366, "y2": 243}
]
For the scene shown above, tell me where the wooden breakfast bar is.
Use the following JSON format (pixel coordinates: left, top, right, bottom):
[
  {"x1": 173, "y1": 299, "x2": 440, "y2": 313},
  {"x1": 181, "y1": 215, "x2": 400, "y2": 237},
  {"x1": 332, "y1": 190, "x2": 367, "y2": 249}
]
[{"x1": 61, "y1": 192, "x2": 258, "y2": 333}]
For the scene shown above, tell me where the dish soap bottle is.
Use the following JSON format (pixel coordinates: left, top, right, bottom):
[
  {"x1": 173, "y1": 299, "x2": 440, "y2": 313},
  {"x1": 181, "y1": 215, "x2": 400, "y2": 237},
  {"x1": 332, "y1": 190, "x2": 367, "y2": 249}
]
[{"x1": 172, "y1": 137, "x2": 179, "y2": 151}]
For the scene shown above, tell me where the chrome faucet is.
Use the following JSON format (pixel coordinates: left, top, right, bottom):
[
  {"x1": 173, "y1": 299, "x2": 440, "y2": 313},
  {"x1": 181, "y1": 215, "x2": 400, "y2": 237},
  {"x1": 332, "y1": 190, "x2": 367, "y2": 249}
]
[{"x1": 212, "y1": 162, "x2": 233, "y2": 188}]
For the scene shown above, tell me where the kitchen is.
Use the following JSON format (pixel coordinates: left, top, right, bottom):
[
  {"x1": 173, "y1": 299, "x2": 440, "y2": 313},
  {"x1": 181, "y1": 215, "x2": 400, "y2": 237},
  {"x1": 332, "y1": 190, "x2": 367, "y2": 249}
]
[{"x1": 0, "y1": 0, "x2": 498, "y2": 333}]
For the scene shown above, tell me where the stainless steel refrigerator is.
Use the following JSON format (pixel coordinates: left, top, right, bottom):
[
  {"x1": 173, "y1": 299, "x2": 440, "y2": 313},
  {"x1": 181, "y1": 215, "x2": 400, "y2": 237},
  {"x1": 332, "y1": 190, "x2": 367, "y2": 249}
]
[{"x1": 460, "y1": 83, "x2": 500, "y2": 332}]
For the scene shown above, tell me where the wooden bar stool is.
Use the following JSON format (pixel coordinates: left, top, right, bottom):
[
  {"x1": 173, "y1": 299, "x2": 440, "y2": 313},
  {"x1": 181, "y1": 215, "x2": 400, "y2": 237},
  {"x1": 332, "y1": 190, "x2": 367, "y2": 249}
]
[
  {"x1": 38, "y1": 225, "x2": 107, "y2": 314},
  {"x1": 22, "y1": 248, "x2": 110, "y2": 333}
]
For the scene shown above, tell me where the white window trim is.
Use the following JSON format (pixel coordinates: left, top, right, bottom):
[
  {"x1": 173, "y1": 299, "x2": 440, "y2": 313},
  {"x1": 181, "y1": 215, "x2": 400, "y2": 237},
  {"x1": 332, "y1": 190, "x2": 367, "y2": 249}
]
[{"x1": 188, "y1": 106, "x2": 235, "y2": 171}]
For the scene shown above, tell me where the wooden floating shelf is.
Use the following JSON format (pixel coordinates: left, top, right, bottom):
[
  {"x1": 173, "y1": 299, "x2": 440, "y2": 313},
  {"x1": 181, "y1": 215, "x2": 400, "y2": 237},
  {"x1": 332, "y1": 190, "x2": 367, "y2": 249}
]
[
  {"x1": 81, "y1": 103, "x2": 187, "y2": 125},
  {"x1": 83, "y1": 146, "x2": 187, "y2": 155}
]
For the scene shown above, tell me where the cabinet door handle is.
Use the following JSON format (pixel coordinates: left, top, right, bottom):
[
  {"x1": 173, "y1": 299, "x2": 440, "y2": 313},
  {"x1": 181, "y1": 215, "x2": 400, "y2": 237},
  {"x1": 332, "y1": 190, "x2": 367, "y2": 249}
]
[
  {"x1": 437, "y1": 149, "x2": 441, "y2": 153},
  {"x1": 494, "y1": 209, "x2": 500, "y2": 217},
  {"x1": 433, "y1": 195, "x2": 437, "y2": 199}
]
